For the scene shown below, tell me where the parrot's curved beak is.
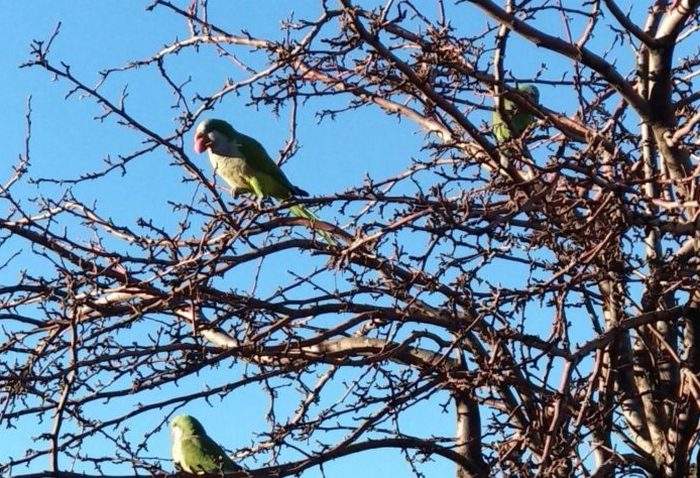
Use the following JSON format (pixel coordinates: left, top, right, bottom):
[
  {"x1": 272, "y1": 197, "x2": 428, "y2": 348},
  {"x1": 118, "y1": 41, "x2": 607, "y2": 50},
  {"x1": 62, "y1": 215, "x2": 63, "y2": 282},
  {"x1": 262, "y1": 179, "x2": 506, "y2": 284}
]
[{"x1": 194, "y1": 133, "x2": 212, "y2": 153}]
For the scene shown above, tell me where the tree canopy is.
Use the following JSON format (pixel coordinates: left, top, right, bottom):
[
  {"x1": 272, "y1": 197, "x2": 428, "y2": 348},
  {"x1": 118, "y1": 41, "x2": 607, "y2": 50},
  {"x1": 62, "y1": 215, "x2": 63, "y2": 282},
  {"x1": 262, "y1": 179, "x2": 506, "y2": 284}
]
[{"x1": 2, "y1": 1, "x2": 700, "y2": 477}]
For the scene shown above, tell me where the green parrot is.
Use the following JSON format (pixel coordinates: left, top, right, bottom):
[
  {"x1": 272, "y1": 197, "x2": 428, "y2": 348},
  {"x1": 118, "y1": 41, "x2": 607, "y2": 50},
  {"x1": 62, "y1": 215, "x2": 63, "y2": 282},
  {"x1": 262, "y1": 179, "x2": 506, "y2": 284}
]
[
  {"x1": 492, "y1": 85, "x2": 540, "y2": 143},
  {"x1": 193, "y1": 118, "x2": 334, "y2": 243},
  {"x1": 170, "y1": 415, "x2": 243, "y2": 474}
]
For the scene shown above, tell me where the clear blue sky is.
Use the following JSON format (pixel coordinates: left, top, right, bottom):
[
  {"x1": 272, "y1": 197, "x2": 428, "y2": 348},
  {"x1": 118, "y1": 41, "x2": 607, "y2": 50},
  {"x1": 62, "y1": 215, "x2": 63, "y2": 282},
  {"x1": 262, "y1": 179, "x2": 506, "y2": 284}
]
[{"x1": 1, "y1": 1, "x2": 671, "y2": 476}]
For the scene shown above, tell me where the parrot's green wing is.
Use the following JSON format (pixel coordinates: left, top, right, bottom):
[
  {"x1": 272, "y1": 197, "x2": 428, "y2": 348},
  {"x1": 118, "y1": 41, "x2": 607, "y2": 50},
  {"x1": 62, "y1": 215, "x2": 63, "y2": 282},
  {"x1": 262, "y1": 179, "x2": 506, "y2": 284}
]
[
  {"x1": 511, "y1": 112, "x2": 535, "y2": 137},
  {"x1": 492, "y1": 106, "x2": 535, "y2": 143},
  {"x1": 180, "y1": 435, "x2": 240, "y2": 473},
  {"x1": 492, "y1": 86, "x2": 538, "y2": 143},
  {"x1": 235, "y1": 132, "x2": 304, "y2": 198}
]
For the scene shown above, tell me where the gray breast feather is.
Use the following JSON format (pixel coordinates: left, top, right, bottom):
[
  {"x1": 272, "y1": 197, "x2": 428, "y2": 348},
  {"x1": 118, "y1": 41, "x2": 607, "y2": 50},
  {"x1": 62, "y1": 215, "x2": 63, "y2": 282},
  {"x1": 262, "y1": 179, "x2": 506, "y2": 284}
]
[{"x1": 208, "y1": 152, "x2": 253, "y2": 191}]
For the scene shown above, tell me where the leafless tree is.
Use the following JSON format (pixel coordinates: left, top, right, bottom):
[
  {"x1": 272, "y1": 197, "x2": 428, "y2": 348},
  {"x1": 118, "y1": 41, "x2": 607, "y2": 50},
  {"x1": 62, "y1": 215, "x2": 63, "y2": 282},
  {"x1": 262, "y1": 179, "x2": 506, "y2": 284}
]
[{"x1": 2, "y1": 1, "x2": 700, "y2": 476}]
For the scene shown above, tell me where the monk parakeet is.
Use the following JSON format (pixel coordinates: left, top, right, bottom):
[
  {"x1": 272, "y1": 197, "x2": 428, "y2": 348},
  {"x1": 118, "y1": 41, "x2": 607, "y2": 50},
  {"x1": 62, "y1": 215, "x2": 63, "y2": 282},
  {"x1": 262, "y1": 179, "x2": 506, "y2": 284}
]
[
  {"x1": 492, "y1": 85, "x2": 540, "y2": 143},
  {"x1": 194, "y1": 118, "x2": 334, "y2": 243},
  {"x1": 170, "y1": 415, "x2": 242, "y2": 474}
]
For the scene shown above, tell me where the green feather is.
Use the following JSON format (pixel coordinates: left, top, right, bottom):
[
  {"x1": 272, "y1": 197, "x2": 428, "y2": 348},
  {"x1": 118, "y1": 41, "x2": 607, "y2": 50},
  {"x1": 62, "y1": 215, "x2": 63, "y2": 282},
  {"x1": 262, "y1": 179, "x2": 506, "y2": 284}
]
[
  {"x1": 171, "y1": 415, "x2": 242, "y2": 474},
  {"x1": 233, "y1": 131, "x2": 308, "y2": 199},
  {"x1": 492, "y1": 85, "x2": 539, "y2": 143},
  {"x1": 196, "y1": 118, "x2": 335, "y2": 244},
  {"x1": 179, "y1": 435, "x2": 238, "y2": 473},
  {"x1": 289, "y1": 204, "x2": 336, "y2": 245}
]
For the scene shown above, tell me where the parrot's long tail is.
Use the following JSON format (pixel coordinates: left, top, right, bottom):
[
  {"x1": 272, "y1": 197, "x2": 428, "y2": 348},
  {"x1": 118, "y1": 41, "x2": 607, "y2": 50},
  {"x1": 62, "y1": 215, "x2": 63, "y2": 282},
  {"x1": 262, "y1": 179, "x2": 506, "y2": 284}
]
[{"x1": 289, "y1": 204, "x2": 336, "y2": 245}]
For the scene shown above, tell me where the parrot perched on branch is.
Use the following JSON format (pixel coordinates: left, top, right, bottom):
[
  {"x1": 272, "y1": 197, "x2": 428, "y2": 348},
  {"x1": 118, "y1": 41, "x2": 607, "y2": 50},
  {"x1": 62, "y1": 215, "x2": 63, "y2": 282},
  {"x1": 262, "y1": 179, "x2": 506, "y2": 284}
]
[
  {"x1": 492, "y1": 85, "x2": 540, "y2": 143},
  {"x1": 170, "y1": 415, "x2": 243, "y2": 474},
  {"x1": 193, "y1": 118, "x2": 334, "y2": 243}
]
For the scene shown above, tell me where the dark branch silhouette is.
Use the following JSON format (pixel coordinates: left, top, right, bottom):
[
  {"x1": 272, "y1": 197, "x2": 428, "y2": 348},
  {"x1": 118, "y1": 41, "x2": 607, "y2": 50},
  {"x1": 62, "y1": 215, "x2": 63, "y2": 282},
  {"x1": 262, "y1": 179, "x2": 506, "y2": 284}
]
[{"x1": 2, "y1": 1, "x2": 700, "y2": 477}]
